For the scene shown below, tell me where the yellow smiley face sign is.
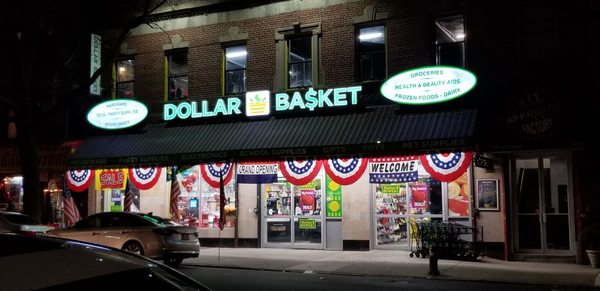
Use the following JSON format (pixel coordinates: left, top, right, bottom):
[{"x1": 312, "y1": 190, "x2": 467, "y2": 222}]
[{"x1": 328, "y1": 200, "x2": 340, "y2": 212}]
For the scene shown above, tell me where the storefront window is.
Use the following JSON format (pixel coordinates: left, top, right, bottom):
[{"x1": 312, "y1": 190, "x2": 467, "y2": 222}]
[
  {"x1": 447, "y1": 172, "x2": 470, "y2": 217},
  {"x1": 200, "y1": 175, "x2": 236, "y2": 229},
  {"x1": 1, "y1": 176, "x2": 23, "y2": 212},
  {"x1": 375, "y1": 183, "x2": 408, "y2": 246},
  {"x1": 293, "y1": 179, "x2": 322, "y2": 216},
  {"x1": 372, "y1": 156, "x2": 473, "y2": 249}
]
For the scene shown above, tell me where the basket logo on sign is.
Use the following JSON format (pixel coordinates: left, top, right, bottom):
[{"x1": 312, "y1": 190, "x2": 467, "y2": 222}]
[
  {"x1": 380, "y1": 66, "x2": 477, "y2": 105},
  {"x1": 246, "y1": 91, "x2": 271, "y2": 117}
]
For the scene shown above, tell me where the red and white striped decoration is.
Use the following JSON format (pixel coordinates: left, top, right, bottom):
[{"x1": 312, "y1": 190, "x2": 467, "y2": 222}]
[
  {"x1": 419, "y1": 152, "x2": 473, "y2": 182},
  {"x1": 324, "y1": 157, "x2": 368, "y2": 185},
  {"x1": 65, "y1": 169, "x2": 94, "y2": 192},
  {"x1": 279, "y1": 158, "x2": 322, "y2": 186},
  {"x1": 128, "y1": 166, "x2": 162, "y2": 190}
]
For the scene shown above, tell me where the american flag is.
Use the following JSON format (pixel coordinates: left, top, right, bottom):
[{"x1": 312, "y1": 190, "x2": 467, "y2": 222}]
[
  {"x1": 219, "y1": 169, "x2": 225, "y2": 230},
  {"x1": 170, "y1": 167, "x2": 181, "y2": 221},
  {"x1": 63, "y1": 184, "x2": 81, "y2": 227},
  {"x1": 124, "y1": 185, "x2": 134, "y2": 212}
]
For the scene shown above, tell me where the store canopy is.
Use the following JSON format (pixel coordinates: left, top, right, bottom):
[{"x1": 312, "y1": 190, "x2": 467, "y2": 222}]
[{"x1": 68, "y1": 107, "x2": 477, "y2": 167}]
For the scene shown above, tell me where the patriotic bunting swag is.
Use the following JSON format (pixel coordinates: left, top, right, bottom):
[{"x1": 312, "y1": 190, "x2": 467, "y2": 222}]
[
  {"x1": 65, "y1": 169, "x2": 94, "y2": 192},
  {"x1": 128, "y1": 166, "x2": 162, "y2": 190},
  {"x1": 279, "y1": 159, "x2": 323, "y2": 186},
  {"x1": 324, "y1": 157, "x2": 368, "y2": 185},
  {"x1": 419, "y1": 152, "x2": 473, "y2": 182},
  {"x1": 200, "y1": 162, "x2": 234, "y2": 189}
]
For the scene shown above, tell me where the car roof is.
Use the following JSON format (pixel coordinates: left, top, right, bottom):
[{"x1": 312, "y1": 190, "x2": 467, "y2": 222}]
[
  {"x1": 0, "y1": 233, "x2": 151, "y2": 289},
  {"x1": 0, "y1": 233, "x2": 210, "y2": 290}
]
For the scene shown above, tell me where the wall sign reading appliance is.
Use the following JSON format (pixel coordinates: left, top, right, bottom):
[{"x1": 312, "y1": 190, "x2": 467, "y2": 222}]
[
  {"x1": 87, "y1": 99, "x2": 148, "y2": 130},
  {"x1": 380, "y1": 66, "x2": 477, "y2": 105}
]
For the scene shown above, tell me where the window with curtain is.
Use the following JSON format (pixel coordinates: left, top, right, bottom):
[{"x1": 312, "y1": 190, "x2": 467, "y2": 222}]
[
  {"x1": 436, "y1": 15, "x2": 465, "y2": 67},
  {"x1": 167, "y1": 50, "x2": 188, "y2": 100},
  {"x1": 288, "y1": 36, "x2": 312, "y2": 88},
  {"x1": 115, "y1": 59, "x2": 134, "y2": 98},
  {"x1": 357, "y1": 25, "x2": 385, "y2": 81},
  {"x1": 224, "y1": 45, "x2": 247, "y2": 95}
]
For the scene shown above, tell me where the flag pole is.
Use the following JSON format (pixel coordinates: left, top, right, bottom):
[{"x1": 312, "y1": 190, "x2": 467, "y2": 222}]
[{"x1": 218, "y1": 167, "x2": 225, "y2": 263}]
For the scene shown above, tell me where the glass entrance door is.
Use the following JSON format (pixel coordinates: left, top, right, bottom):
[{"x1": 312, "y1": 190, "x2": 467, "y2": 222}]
[
  {"x1": 262, "y1": 176, "x2": 324, "y2": 249},
  {"x1": 514, "y1": 156, "x2": 572, "y2": 253},
  {"x1": 373, "y1": 183, "x2": 409, "y2": 248}
]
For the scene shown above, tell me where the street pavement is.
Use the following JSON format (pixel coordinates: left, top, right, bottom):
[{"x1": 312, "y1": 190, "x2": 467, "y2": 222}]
[{"x1": 185, "y1": 247, "x2": 600, "y2": 288}]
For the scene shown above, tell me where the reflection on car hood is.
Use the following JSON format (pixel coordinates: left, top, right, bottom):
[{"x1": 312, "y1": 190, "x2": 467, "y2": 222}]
[
  {"x1": 20, "y1": 224, "x2": 54, "y2": 233},
  {"x1": 0, "y1": 234, "x2": 157, "y2": 290}
]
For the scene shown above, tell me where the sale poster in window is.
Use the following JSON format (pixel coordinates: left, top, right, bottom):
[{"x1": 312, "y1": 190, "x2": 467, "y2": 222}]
[
  {"x1": 300, "y1": 190, "x2": 315, "y2": 211},
  {"x1": 410, "y1": 183, "x2": 428, "y2": 214}
]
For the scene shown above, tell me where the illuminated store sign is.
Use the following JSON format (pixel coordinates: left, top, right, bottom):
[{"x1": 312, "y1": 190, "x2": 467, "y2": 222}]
[
  {"x1": 274, "y1": 86, "x2": 362, "y2": 112},
  {"x1": 380, "y1": 66, "x2": 476, "y2": 105},
  {"x1": 163, "y1": 85, "x2": 362, "y2": 121},
  {"x1": 163, "y1": 98, "x2": 242, "y2": 121},
  {"x1": 87, "y1": 99, "x2": 148, "y2": 130}
]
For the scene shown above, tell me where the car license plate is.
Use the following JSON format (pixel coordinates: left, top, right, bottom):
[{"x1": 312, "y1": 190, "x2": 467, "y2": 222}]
[{"x1": 181, "y1": 234, "x2": 189, "y2": 240}]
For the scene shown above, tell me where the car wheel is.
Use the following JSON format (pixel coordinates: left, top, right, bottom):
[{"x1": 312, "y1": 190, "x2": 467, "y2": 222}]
[
  {"x1": 122, "y1": 241, "x2": 144, "y2": 256},
  {"x1": 163, "y1": 258, "x2": 183, "y2": 267}
]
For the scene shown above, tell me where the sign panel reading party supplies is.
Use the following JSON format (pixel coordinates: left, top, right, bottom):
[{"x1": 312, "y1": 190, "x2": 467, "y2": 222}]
[
  {"x1": 380, "y1": 66, "x2": 477, "y2": 105},
  {"x1": 87, "y1": 99, "x2": 148, "y2": 130}
]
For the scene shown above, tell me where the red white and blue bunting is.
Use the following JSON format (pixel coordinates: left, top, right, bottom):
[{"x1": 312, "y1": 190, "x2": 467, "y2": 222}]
[
  {"x1": 128, "y1": 166, "x2": 162, "y2": 190},
  {"x1": 419, "y1": 152, "x2": 473, "y2": 182},
  {"x1": 65, "y1": 169, "x2": 95, "y2": 192},
  {"x1": 200, "y1": 162, "x2": 235, "y2": 188},
  {"x1": 369, "y1": 156, "x2": 419, "y2": 183},
  {"x1": 324, "y1": 157, "x2": 368, "y2": 185},
  {"x1": 279, "y1": 158, "x2": 323, "y2": 186}
]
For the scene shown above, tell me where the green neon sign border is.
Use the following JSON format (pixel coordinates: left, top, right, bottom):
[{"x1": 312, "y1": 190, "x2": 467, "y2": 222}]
[
  {"x1": 380, "y1": 65, "x2": 478, "y2": 105},
  {"x1": 86, "y1": 98, "x2": 149, "y2": 130}
]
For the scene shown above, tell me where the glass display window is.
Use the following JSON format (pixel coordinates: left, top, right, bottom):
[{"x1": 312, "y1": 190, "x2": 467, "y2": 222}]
[
  {"x1": 1, "y1": 176, "x2": 23, "y2": 212},
  {"x1": 294, "y1": 179, "x2": 322, "y2": 216},
  {"x1": 374, "y1": 183, "x2": 408, "y2": 246},
  {"x1": 447, "y1": 172, "x2": 470, "y2": 217},
  {"x1": 372, "y1": 156, "x2": 473, "y2": 249},
  {"x1": 200, "y1": 176, "x2": 236, "y2": 229}
]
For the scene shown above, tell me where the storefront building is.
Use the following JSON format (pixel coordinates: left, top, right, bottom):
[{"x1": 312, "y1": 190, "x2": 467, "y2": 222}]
[{"x1": 65, "y1": 0, "x2": 593, "y2": 264}]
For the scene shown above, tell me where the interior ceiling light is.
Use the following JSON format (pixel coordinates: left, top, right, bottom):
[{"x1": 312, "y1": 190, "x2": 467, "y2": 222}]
[
  {"x1": 226, "y1": 51, "x2": 247, "y2": 58},
  {"x1": 359, "y1": 32, "x2": 382, "y2": 41}
]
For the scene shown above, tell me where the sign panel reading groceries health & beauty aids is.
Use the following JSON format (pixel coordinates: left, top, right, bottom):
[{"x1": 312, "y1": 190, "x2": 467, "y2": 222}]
[{"x1": 380, "y1": 66, "x2": 477, "y2": 105}]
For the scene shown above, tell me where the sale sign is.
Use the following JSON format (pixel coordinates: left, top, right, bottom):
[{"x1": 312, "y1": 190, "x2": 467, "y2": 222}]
[
  {"x1": 410, "y1": 183, "x2": 428, "y2": 214},
  {"x1": 300, "y1": 190, "x2": 315, "y2": 211},
  {"x1": 95, "y1": 169, "x2": 128, "y2": 190}
]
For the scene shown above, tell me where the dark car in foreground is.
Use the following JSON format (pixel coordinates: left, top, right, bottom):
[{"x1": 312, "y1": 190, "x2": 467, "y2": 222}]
[
  {"x1": 0, "y1": 233, "x2": 211, "y2": 290},
  {"x1": 47, "y1": 211, "x2": 199, "y2": 267}
]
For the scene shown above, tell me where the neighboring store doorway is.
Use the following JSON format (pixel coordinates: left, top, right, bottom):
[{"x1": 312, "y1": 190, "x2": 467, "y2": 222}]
[
  {"x1": 261, "y1": 174, "x2": 325, "y2": 249},
  {"x1": 512, "y1": 155, "x2": 574, "y2": 255}
]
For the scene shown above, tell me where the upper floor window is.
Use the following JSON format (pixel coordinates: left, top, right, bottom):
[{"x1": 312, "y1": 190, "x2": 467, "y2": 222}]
[
  {"x1": 288, "y1": 36, "x2": 312, "y2": 88},
  {"x1": 224, "y1": 45, "x2": 247, "y2": 95},
  {"x1": 167, "y1": 50, "x2": 188, "y2": 100},
  {"x1": 115, "y1": 59, "x2": 134, "y2": 98},
  {"x1": 436, "y1": 15, "x2": 465, "y2": 67},
  {"x1": 357, "y1": 25, "x2": 385, "y2": 81}
]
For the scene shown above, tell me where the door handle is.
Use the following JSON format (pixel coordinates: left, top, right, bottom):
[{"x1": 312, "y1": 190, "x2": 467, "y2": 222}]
[
  {"x1": 120, "y1": 231, "x2": 130, "y2": 234},
  {"x1": 91, "y1": 232, "x2": 100, "y2": 235}
]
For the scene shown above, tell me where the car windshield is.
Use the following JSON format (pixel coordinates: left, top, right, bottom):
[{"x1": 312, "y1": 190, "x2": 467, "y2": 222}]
[
  {"x1": 3, "y1": 213, "x2": 39, "y2": 225},
  {"x1": 140, "y1": 214, "x2": 180, "y2": 226}
]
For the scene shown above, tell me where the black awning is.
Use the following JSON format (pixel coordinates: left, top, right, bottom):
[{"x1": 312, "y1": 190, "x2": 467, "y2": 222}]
[{"x1": 68, "y1": 107, "x2": 477, "y2": 167}]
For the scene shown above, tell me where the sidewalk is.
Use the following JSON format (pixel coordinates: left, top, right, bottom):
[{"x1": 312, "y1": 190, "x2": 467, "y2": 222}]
[{"x1": 186, "y1": 247, "x2": 600, "y2": 288}]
